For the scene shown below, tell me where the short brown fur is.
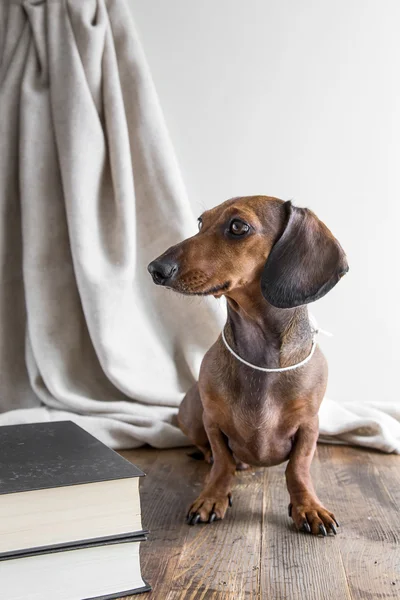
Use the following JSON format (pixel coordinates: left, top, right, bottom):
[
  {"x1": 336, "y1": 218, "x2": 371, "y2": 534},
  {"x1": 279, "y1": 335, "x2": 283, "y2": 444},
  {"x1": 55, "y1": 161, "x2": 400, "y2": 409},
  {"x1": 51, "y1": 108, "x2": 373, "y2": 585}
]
[{"x1": 148, "y1": 195, "x2": 348, "y2": 535}]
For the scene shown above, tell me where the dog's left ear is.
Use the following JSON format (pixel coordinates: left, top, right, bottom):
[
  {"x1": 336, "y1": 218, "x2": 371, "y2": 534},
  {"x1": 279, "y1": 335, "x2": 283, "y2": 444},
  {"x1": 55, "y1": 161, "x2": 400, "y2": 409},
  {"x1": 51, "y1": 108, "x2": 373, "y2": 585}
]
[{"x1": 261, "y1": 201, "x2": 348, "y2": 308}]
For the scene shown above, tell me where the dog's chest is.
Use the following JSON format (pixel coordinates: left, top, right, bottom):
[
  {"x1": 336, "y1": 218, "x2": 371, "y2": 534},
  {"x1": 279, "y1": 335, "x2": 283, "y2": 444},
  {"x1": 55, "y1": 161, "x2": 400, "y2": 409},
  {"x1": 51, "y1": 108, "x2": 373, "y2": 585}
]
[
  {"x1": 227, "y1": 409, "x2": 294, "y2": 467},
  {"x1": 218, "y1": 373, "x2": 303, "y2": 467}
]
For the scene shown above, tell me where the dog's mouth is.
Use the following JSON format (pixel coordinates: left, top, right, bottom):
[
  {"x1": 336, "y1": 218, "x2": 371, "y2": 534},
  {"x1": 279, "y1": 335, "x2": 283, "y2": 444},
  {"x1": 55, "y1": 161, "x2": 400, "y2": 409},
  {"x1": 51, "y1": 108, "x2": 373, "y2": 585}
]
[{"x1": 168, "y1": 280, "x2": 231, "y2": 297}]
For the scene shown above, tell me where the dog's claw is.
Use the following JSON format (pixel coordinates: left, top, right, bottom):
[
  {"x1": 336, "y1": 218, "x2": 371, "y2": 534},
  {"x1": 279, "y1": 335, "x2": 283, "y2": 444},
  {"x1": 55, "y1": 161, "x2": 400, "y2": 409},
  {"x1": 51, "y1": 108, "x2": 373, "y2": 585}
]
[
  {"x1": 301, "y1": 520, "x2": 311, "y2": 533},
  {"x1": 189, "y1": 513, "x2": 201, "y2": 526},
  {"x1": 209, "y1": 512, "x2": 217, "y2": 523},
  {"x1": 288, "y1": 503, "x2": 293, "y2": 517},
  {"x1": 319, "y1": 524, "x2": 327, "y2": 537},
  {"x1": 228, "y1": 494, "x2": 233, "y2": 507},
  {"x1": 330, "y1": 524, "x2": 337, "y2": 535},
  {"x1": 334, "y1": 518, "x2": 340, "y2": 527}
]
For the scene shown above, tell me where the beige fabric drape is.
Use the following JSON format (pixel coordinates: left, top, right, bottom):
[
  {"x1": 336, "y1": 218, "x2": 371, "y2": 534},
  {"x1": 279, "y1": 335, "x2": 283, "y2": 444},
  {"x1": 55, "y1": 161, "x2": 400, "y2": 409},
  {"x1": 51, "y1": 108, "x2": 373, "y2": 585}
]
[
  {"x1": 1, "y1": 0, "x2": 399, "y2": 453},
  {"x1": 0, "y1": 0, "x2": 223, "y2": 448}
]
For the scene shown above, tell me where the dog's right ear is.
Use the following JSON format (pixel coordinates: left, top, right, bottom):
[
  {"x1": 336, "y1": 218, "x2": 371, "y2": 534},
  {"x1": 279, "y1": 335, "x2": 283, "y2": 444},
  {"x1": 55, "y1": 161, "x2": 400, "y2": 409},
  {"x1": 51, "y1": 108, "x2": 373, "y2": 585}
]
[{"x1": 261, "y1": 201, "x2": 348, "y2": 308}]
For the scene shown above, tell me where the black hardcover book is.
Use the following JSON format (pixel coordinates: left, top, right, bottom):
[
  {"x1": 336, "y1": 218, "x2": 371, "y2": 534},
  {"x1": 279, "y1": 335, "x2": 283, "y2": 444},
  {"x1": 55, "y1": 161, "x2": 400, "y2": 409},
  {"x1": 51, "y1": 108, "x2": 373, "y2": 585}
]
[
  {"x1": 0, "y1": 420, "x2": 144, "y2": 493},
  {"x1": 1, "y1": 535, "x2": 150, "y2": 599},
  {"x1": 0, "y1": 421, "x2": 145, "y2": 555}
]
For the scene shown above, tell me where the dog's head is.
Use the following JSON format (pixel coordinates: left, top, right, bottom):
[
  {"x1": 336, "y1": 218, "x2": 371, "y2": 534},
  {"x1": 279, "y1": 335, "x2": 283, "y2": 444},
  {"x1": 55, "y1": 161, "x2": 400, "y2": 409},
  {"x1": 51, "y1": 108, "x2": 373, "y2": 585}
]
[{"x1": 147, "y1": 196, "x2": 348, "y2": 308}]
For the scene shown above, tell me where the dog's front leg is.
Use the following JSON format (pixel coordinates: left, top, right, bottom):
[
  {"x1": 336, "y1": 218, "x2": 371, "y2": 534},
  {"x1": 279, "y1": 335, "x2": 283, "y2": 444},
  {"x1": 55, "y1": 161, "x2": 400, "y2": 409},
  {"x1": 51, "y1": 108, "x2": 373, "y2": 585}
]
[
  {"x1": 186, "y1": 413, "x2": 236, "y2": 525},
  {"x1": 286, "y1": 418, "x2": 339, "y2": 536}
]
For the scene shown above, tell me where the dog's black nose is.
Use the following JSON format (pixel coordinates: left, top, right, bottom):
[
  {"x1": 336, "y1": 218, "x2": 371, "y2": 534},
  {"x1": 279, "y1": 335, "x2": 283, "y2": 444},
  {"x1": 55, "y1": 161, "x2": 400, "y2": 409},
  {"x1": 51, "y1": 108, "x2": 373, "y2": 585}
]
[{"x1": 147, "y1": 259, "x2": 178, "y2": 285}]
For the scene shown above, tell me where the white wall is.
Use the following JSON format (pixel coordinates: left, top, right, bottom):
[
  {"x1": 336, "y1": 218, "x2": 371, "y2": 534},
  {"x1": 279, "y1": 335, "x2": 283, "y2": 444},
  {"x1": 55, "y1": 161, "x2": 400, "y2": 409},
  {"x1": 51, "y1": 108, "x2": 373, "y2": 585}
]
[{"x1": 128, "y1": 0, "x2": 400, "y2": 406}]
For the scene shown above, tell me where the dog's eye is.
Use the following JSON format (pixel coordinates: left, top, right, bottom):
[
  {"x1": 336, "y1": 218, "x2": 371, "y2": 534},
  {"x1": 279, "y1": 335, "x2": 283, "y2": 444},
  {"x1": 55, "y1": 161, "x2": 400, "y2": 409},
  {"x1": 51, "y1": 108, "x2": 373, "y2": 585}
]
[
  {"x1": 230, "y1": 220, "x2": 250, "y2": 236},
  {"x1": 197, "y1": 218, "x2": 203, "y2": 231}
]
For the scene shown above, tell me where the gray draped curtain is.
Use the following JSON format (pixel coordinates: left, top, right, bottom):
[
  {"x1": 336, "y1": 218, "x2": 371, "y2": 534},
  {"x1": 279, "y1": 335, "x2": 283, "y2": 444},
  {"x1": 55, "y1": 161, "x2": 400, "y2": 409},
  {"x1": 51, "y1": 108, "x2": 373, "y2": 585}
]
[
  {"x1": 0, "y1": 0, "x2": 399, "y2": 452},
  {"x1": 0, "y1": 0, "x2": 222, "y2": 448}
]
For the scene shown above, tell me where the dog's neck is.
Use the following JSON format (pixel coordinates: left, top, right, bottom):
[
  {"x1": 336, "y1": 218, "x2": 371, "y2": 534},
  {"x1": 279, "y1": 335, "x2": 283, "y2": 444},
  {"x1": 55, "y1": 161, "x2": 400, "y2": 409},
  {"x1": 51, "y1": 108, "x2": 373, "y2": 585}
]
[{"x1": 224, "y1": 282, "x2": 312, "y2": 369}]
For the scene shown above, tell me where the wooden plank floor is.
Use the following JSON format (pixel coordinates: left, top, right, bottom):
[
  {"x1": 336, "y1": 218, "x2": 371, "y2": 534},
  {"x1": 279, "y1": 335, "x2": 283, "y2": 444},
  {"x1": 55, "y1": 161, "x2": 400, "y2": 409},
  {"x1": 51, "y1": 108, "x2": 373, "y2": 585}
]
[{"x1": 118, "y1": 445, "x2": 400, "y2": 600}]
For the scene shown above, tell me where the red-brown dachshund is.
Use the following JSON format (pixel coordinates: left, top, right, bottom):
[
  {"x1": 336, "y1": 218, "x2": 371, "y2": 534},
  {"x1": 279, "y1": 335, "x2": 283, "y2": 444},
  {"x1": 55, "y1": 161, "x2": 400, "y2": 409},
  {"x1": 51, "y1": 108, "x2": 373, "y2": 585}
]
[{"x1": 148, "y1": 196, "x2": 348, "y2": 536}]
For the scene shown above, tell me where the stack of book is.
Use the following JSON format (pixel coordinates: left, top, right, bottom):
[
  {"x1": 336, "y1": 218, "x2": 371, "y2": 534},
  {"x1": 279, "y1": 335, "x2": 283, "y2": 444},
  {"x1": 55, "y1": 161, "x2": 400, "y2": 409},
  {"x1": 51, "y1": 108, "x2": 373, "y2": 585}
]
[{"x1": 0, "y1": 421, "x2": 150, "y2": 599}]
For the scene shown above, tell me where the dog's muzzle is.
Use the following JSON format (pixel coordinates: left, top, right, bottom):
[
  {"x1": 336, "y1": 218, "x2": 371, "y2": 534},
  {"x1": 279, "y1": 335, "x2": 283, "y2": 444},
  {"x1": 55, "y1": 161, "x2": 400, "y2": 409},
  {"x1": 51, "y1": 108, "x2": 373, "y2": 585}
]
[{"x1": 147, "y1": 259, "x2": 179, "y2": 286}]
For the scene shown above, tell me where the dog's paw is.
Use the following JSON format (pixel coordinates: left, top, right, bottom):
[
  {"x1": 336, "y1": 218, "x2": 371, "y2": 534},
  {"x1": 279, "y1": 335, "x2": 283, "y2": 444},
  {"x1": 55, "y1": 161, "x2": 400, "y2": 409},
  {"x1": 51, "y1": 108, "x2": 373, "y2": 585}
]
[
  {"x1": 288, "y1": 500, "x2": 339, "y2": 536},
  {"x1": 186, "y1": 493, "x2": 233, "y2": 525}
]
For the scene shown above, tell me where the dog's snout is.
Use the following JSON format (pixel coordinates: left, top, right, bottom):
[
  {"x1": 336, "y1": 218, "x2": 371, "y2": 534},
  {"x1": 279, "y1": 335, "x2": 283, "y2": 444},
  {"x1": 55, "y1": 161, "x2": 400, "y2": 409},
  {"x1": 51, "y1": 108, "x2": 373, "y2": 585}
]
[{"x1": 148, "y1": 259, "x2": 179, "y2": 285}]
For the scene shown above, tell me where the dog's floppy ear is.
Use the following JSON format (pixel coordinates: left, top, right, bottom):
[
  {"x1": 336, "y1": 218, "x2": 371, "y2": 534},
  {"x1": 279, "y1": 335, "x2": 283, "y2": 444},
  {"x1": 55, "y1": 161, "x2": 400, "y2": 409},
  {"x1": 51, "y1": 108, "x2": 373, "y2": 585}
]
[{"x1": 261, "y1": 201, "x2": 348, "y2": 308}]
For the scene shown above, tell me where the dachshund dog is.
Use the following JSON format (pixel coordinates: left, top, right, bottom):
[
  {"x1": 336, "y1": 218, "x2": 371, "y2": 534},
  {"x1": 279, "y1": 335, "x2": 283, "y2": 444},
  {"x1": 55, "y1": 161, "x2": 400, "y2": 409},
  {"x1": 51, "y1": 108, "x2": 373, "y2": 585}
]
[{"x1": 148, "y1": 196, "x2": 348, "y2": 536}]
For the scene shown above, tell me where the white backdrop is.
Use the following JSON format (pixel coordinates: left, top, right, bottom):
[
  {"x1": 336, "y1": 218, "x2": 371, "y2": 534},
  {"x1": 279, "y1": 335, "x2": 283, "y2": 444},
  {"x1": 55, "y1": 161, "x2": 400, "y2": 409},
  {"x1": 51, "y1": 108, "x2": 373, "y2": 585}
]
[{"x1": 128, "y1": 0, "x2": 400, "y2": 407}]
